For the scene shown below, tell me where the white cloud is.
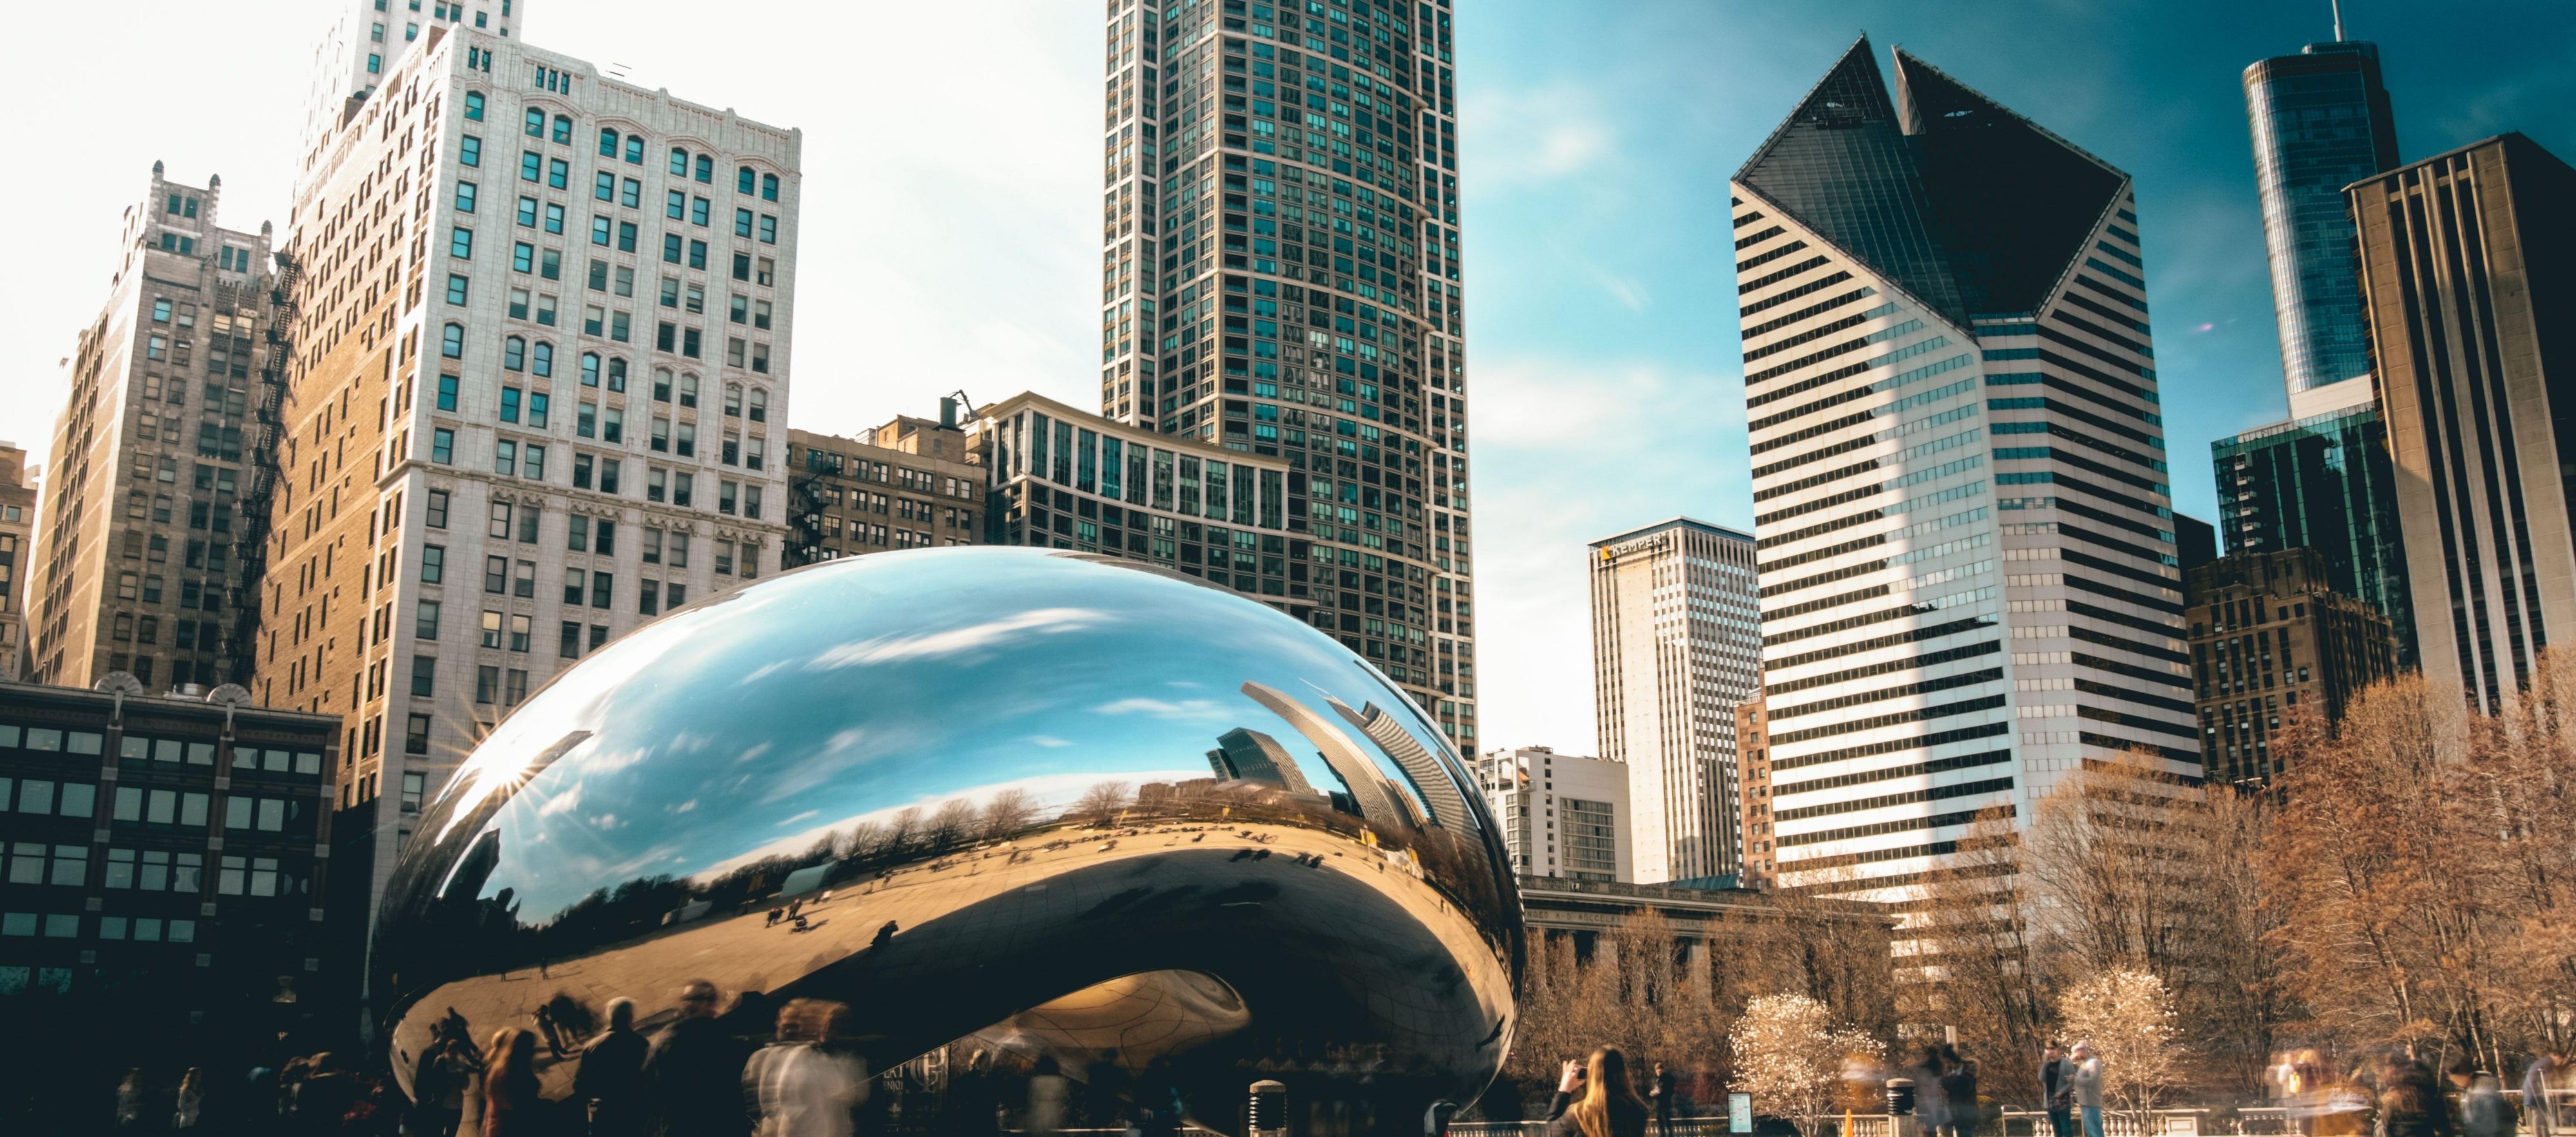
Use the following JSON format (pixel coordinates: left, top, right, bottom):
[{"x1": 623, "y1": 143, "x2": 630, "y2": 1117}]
[
  {"x1": 1461, "y1": 82, "x2": 1618, "y2": 188},
  {"x1": 810, "y1": 607, "x2": 1106, "y2": 669},
  {"x1": 777, "y1": 809, "x2": 819, "y2": 828},
  {"x1": 1028, "y1": 736, "x2": 1072, "y2": 748},
  {"x1": 1093, "y1": 697, "x2": 1232, "y2": 720}
]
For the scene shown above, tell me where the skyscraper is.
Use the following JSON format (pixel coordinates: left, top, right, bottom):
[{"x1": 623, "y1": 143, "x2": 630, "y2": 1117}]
[
  {"x1": 1588, "y1": 517, "x2": 1759, "y2": 885},
  {"x1": 2349, "y1": 133, "x2": 2576, "y2": 712},
  {"x1": 299, "y1": 0, "x2": 529, "y2": 191},
  {"x1": 0, "y1": 443, "x2": 34, "y2": 680},
  {"x1": 2243, "y1": 36, "x2": 2400, "y2": 410},
  {"x1": 2211, "y1": 403, "x2": 2415, "y2": 666},
  {"x1": 1732, "y1": 40, "x2": 2199, "y2": 899},
  {"x1": 1472, "y1": 746, "x2": 1630, "y2": 882},
  {"x1": 26, "y1": 167, "x2": 278, "y2": 692},
  {"x1": 1094, "y1": 0, "x2": 1475, "y2": 754},
  {"x1": 2186, "y1": 548, "x2": 2398, "y2": 783},
  {"x1": 258, "y1": 23, "x2": 799, "y2": 909}
]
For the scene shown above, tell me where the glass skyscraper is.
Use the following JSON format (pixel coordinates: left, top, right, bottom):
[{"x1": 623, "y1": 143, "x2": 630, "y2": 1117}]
[
  {"x1": 1733, "y1": 40, "x2": 2197, "y2": 901},
  {"x1": 2243, "y1": 40, "x2": 2400, "y2": 399},
  {"x1": 2211, "y1": 405, "x2": 2416, "y2": 667},
  {"x1": 1094, "y1": 0, "x2": 1477, "y2": 750}
]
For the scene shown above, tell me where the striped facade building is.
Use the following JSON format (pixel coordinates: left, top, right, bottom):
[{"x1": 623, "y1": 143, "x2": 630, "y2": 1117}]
[{"x1": 1730, "y1": 39, "x2": 2200, "y2": 899}]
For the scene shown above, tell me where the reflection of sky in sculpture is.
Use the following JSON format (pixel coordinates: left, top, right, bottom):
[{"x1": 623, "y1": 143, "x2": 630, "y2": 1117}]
[{"x1": 432, "y1": 548, "x2": 1476, "y2": 922}]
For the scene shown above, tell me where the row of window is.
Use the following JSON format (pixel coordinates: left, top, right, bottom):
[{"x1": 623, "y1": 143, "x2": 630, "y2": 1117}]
[{"x1": 0, "y1": 913, "x2": 197, "y2": 942}]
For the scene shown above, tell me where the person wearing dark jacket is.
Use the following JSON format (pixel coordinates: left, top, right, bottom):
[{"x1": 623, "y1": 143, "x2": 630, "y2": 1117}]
[
  {"x1": 2039, "y1": 1044, "x2": 2073, "y2": 1137},
  {"x1": 1938, "y1": 1046, "x2": 1979, "y2": 1137},
  {"x1": 2377, "y1": 1056, "x2": 2459, "y2": 1137},
  {"x1": 647, "y1": 981, "x2": 750, "y2": 1137},
  {"x1": 1545, "y1": 1047, "x2": 1650, "y2": 1137},
  {"x1": 1649, "y1": 1062, "x2": 1676, "y2": 1137},
  {"x1": 578, "y1": 998, "x2": 652, "y2": 1137}
]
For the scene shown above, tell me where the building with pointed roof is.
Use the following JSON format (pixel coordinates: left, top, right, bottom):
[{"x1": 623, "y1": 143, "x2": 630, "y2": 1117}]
[{"x1": 1732, "y1": 40, "x2": 2199, "y2": 901}]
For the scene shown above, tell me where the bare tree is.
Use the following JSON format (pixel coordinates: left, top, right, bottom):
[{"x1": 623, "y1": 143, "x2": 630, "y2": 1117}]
[
  {"x1": 1906, "y1": 806, "x2": 2049, "y2": 1084},
  {"x1": 925, "y1": 798, "x2": 980, "y2": 850},
  {"x1": 979, "y1": 787, "x2": 1041, "y2": 841},
  {"x1": 1074, "y1": 781, "x2": 1133, "y2": 822}
]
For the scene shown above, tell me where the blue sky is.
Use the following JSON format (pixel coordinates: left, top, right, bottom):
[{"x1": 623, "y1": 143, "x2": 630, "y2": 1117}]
[{"x1": 1, "y1": 1, "x2": 2566, "y2": 754}]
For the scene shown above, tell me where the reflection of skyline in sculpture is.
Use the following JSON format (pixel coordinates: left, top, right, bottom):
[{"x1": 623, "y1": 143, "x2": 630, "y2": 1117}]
[
  {"x1": 1237, "y1": 680, "x2": 1416, "y2": 830},
  {"x1": 370, "y1": 548, "x2": 1520, "y2": 1136},
  {"x1": 1333, "y1": 698, "x2": 1473, "y2": 832},
  {"x1": 1205, "y1": 727, "x2": 1317, "y2": 796}
]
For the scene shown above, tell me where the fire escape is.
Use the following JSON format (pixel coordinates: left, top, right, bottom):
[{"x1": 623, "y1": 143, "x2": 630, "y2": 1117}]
[
  {"x1": 226, "y1": 251, "x2": 299, "y2": 685},
  {"x1": 785, "y1": 447, "x2": 835, "y2": 569}
]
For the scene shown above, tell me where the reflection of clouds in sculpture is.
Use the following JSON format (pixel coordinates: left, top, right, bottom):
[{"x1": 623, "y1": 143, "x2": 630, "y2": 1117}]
[{"x1": 375, "y1": 548, "x2": 1522, "y2": 1135}]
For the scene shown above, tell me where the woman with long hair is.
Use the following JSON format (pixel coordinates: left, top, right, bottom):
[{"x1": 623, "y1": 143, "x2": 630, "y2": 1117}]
[
  {"x1": 1546, "y1": 1046, "x2": 1652, "y2": 1137},
  {"x1": 482, "y1": 1028, "x2": 544, "y2": 1137}
]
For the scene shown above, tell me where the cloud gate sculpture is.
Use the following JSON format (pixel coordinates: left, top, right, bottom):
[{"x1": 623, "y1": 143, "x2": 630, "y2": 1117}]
[{"x1": 374, "y1": 547, "x2": 1523, "y2": 1132}]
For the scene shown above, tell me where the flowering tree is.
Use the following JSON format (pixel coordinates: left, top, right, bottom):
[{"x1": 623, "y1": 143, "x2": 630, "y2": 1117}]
[
  {"x1": 2057, "y1": 969, "x2": 2184, "y2": 1129},
  {"x1": 1728, "y1": 993, "x2": 1884, "y2": 1137}
]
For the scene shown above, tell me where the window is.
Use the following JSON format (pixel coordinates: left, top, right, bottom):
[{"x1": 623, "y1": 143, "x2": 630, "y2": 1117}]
[
  {"x1": 690, "y1": 197, "x2": 710, "y2": 227},
  {"x1": 427, "y1": 490, "x2": 451, "y2": 528},
  {"x1": 431, "y1": 428, "x2": 455, "y2": 464},
  {"x1": 417, "y1": 600, "x2": 442, "y2": 640},
  {"x1": 513, "y1": 242, "x2": 535, "y2": 272},
  {"x1": 455, "y1": 182, "x2": 478, "y2": 212},
  {"x1": 762, "y1": 173, "x2": 780, "y2": 202},
  {"x1": 437, "y1": 374, "x2": 460, "y2": 410},
  {"x1": 759, "y1": 215, "x2": 778, "y2": 244},
  {"x1": 669, "y1": 147, "x2": 689, "y2": 176},
  {"x1": 421, "y1": 546, "x2": 446, "y2": 583},
  {"x1": 696, "y1": 155, "x2": 714, "y2": 183},
  {"x1": 461, "y1": 135, "x2": 482, "y2": 167},
  {"x1": 521, "y1": 149, "x2": 542, "y2": 182},
  {"x1": 625, "y1": 135, "x2": 645, "y2": 164},
  {"x1": 668, "y1": 190, "x2": 687, "y2": 220},
  {"x1": 504, "y1": 336, "x2": 526, "y2": 370},
  {"x1": 532, "y1": 341, "x2": 554, "y2": 377},
  {"x1": 495, "y1": 438, "x2": 516, "y2": 474},
  {"x1": 738, "y1": 165, "x2": 756, "y2": 195},
  {"x1": 560, "y1": 621, "x2": 583, "y2": 658},
  {"x1": 525, "y1": 107, "x2": 545, "y2": 137},
  {"x1": 450, "y1": 226, "x2": 474, "y2": 258},
  {"x1": 524, "y1": 444, "x2": 547, "y2": 479},
  {"x1": 553, "y1": 115, "x2": 573, "y2": 145},
  {"x1": 748, "y1": 388, "x2": 768, "y2": 422},
  {"x1": 465, "y1": 91, "x2": 485, "y2": 120},
  {"x1": 599, "y1": 128, "x2": 620, "y2": 157},
  {"x1": 446, "y1": 274, "x2": 470, "y2": 305},
  {"x1": 527, "y1": 392, "x2": 549, "y2": 428},
  {"x1": 406, "y1": 714, "x2": 431, "y2": 756},
  {"x1": 411, "y1": 655, "x2": 437, "y2": 697}
]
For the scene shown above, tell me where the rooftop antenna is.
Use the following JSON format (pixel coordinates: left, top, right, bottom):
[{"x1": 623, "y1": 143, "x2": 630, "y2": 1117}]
[{"x1": 2332, "y1": 0, "x2": 2345, "y2": 40}]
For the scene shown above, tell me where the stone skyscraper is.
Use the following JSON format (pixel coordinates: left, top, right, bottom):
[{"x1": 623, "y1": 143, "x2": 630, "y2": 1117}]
[
  {"x1": 1589, "y1": 517, "x2": 1760, "y2": 885},
  {"x1": 1094, "y1": 0, "x2": 1475, "y2": 752},
  {"x1": 260, "y1": 21, "x2": 798, "y2": 908},
  {"x1": 299, "y1": 0, "x2": 529, "y2": 191},
  {"x1": 2243, "y1": 35, "x2": 2399, "y2": 411},
  {"x1": 2350, "y1": 134, "x2": 2576, "y2": 712},
  {"x1": 1732, "y1": 40, "x2": 2199, "y2": 899},
  {"x1": 26, "y1": 167, "x2": 278, "y2": 692}
]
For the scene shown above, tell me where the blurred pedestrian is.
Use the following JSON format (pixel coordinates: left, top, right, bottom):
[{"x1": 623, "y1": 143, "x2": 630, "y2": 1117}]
[
  {"x1": 535, "y1": 1006, "x2": 568, "y2": 1060},
  {"x1": 114, "y1": 1069, "x2": 146, "y2": 1132},
  {"x1": 1649, "y1": 1062, "x2": 1676, "y2": 1137},
  {"x1": 1025, "y1": 1056, "x2": 1069, "y2": 1137},
  {"x1": 2040, "y1": 1044, "x2": 2073, "y2": 1137},
  {"x1": 741, "y1": 999, "x2": 864, "y2": 1137},
  {"x1": 2376, "y1": 1055, "x2": 2456, "y2": 1137},
  {"x1": 2450, "y1": 1060, "x2": 2508, "y2": 1137},
  {"x1": 1939, "y1": 1046, "x2": 1978, "y2": 1137},
  {"x1": 1543, "y1": 1046, "x2": 1649, "y2": 1137},
  {"x1": 645, "y1": 980, "x2": 749, "y2": 1137},
  {"x1": 484, "y1": 1029, "x2": 545, "y2": 1137},
  {"x1": 578, "y1": 998, "x2": 651, "y2": 1137},
  {"x1": 2526, "y1": 1052, "x2": 2563, "y2": 1137},
  {"x1": 1913, "y1": 1047, "x2": 1950, "y2": 1137},
  {"x1": 2069, "y1": 1043, "x2": 2104, "y2": 1137},
  {"x1": 173, "y1": 1067, "x2": 205, "y2": 1132}
]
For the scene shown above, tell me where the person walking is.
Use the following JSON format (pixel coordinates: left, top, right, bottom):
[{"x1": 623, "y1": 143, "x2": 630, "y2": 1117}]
[
  {"x1": 2040, "y1": 1044, "x2": 2073, "y2": 1137},
  {"x1": 173, "y1": 1067, "x2": 205, "y2": 1132},
  {"x1": 483, "y1": 1029, "x2": 545, "y2": 1137},
  {"x1": 2526, "y1": 1052, "x2": 2564, "y2": 1137},
  {"x1": 1649, "y1": 1062, "x2": 1676, "y2": 1137},
  {"x1": 741, "y1": 1000, "x2": 865, "y2": 1137},
  {"x1": 645, "y1": 980, "x2": 750, "y2": 1137},
  {"x1": 1913, "y1": 1047, "x2": 1950, "y2": 1137},
  {"x1": 1939, "y1": 1046, "x2": 1979, "y2": 1137},
  {"x1": 2376, "y1": 1056, "x2": 2457, "y2": 1137},
  {"x1": 2450, "y1": 1061, "x2": 2508, "y2": 1137},
  {"x1": 2069, "y1": 1043, "x2": 2104, "y2": 1137},
  {"x1": 577, "y1": 998, "x2": 652, "y2": 1137},
  {"x1": 1024, "y1": 1056, "x2": 1069, "y2": 1137},
  {"x1": 114, "y1": 1069, "x2": 147, "y2": 1132},
  {"x1": 1544, "y1": 1047, "x2": 1651, "y2": 1137}
]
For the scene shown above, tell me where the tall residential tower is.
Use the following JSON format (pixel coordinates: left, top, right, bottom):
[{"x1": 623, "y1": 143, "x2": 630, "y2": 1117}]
[
  {"x1": 2350, "y1": 134, "x2": 2576, "y2": 712},
  {"x1": 258, "y1": 23, "x2": 798, "y2": 910},
  {"x1": 26, "y1": 167, "x2": 278, "y2": 692},
  {"x1": 1094, "y1": 0, "x2": 1477, "y2": 752},
  {"x1": 1732, "y1": 41, "x2": 2199, "y2": 899},
  {"x1": 1589, "y1": 517, "x2": 1760, "y2": 884}
]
